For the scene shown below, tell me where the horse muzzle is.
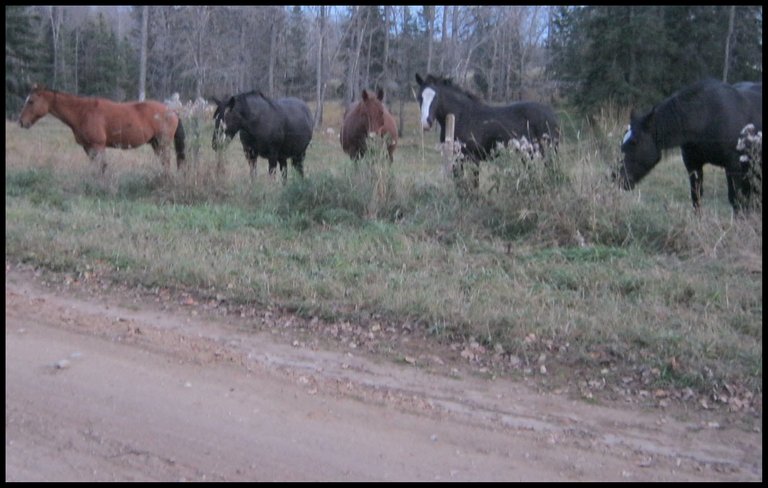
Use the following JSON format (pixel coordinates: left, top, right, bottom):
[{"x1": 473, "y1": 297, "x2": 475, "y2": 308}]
[
  {"x1": 612, "y1": 164, "x2": 635, "y2": 190},
  {"x1": 211, "y1": 129, "x2": 230, "y2": 151}
]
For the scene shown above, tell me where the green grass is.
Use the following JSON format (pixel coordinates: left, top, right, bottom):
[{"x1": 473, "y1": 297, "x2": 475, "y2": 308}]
[{"x1": 4, "y1": 105, "x2": 762, "y2": 404}]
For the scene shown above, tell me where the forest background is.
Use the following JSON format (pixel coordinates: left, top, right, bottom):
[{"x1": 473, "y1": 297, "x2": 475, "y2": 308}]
[{"x1": 5, "y1": 5, "x2": 763, "y2": 128}]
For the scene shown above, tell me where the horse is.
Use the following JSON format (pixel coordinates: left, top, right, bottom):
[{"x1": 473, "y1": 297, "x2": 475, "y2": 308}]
[
  {"x1": 415, "y1": 73, "x2": 560, "y2": 188},
  {"x1": 340, "y1": 88, "x2": 398, "y2": 162},
  {"x1": 211, "y1": 91, "x2": 313, "y2": 182},
  {"x1": 18, "y1": 84, "x2": 185, "y2": 174},
  {"x1": 616, "y1": 79, "x2": 763, "y2": 212}
]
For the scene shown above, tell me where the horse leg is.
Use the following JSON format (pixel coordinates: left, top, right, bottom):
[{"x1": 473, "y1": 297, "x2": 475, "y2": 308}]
[
  {"x1": 682, "y1": 152, "x2": 704, "y2": 210},
  {"x1": 174, "y1": 118, "x2": 186, "y2": 170},
  {"x1": 725, "y1": 164, "x2": 751, "y2": 214},
  {"x1": 86, "y1": 146, "x2": 108, "y2": 175},
  {"x1": 246, "y1": 148, "x2": 258, "y2": 179},
  {"x1": 682, "y1": 154, "x2": 704, "y2": 210},
  {"x1": 249, "y1": 157, "x2": 258, "y2": 179},
  {"x1": 150, "y1": 138, "x2": 171, "y2": 174},
  {"x1": 687, "y1": 168, "x2": 704, "y2": 210},
  {"x1": 292, "y1": 153, "x2": 306, "y2": 178},
  {"x1": 278, "y1": 158, "x2": 289, "y2": 183},
  {"x1": 239, "y1": 141, "x2": 256, "y2": 178},
  {"x1": 386, "y1": 140, "x2": 395, "y2": 163},
  {"x1": 267, "y1": 158, "x2": 279, "y2": 181}
]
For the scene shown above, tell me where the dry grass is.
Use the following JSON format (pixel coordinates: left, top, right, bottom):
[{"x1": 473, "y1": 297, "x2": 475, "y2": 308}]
[{"x1": 5, "y1": 103, "x2": 762, "y2": 410}]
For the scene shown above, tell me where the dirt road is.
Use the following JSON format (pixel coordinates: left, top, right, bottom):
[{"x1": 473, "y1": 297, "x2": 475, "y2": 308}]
[{"x1": 5, "y1": 263, "x2": 761, "y2": 481}]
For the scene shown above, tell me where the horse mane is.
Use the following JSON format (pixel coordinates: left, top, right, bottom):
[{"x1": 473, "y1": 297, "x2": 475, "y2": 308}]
[
  {"x1": 241, "y1": 90, "x2": 268, "y2": 100},
  {"x1": 239, "y1": 90, "x2": 282, "y2": 112},
  {"x1": 423, "y1": 74, "x2": 485, "y2": 104},
  {"x1": 650, "y1": 78, "x2": 724, "y2": 149}
]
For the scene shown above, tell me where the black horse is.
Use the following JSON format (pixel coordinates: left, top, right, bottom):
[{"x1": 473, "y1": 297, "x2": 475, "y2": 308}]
[
  {"x1": 415, "y1": 73, "x2": 560, "y2": 187},
  {"x1": 212, "y1": 91, "x2": 313, "y2": 181},
  {"x1": 617, "y1": 79, "x2": 762, "y2": 211}
]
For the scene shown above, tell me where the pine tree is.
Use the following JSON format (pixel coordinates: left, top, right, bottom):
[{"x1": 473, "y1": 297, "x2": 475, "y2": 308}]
[
  {"x1": 547, "y1": 5, "x2": 762, "y2": 115},
  {"x1": 76, "y1": 13, "x2": 121, "y2": 97},
  {"x1": 5, "y1": 6, "x2": 44, "y2": 116}
]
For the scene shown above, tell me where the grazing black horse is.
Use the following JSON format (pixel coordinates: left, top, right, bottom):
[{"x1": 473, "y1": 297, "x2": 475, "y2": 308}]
[
  {"x1": 212, "y1": 91, "x2": 313, "y2": 181},
  {"x1": 415, "y1": 73, "x2": 560, "y2": 187},
  {"x1": 617, "y1": 79, "x2": 762, "y2": 211}
]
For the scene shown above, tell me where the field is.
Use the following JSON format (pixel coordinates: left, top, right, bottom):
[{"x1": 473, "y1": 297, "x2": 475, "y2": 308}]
[{"x1": 5, "y1": 99, "x2": 762, "y2": 418}]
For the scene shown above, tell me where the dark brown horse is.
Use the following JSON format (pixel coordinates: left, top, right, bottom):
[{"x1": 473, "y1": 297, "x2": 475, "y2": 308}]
[
  {"x1": 18, "y1": 84, "x2": 185, "y2": 173},
  {"x1": 340, "y1": 88, "x2": 398, "y2": 162}
]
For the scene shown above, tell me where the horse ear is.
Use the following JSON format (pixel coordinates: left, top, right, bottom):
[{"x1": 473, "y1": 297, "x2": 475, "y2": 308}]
[
  {"x1": 415, "y1": 73, "x2": 424, "y2": 86},
  {"x1": 376, "y1": 87, "x2": 384, "y2": 101},
  {"x1": 361, "y1": 90, "x2": 369, "y2": 101}
]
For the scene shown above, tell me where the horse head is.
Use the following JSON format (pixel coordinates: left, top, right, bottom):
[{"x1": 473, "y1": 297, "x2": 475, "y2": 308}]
[
  {"x1": 360, "y1": 88, "x2": 387, "y2": 135},
  {"x1": 415, "y1": 73, "x2": 441, "y2": 131},
  {"x1": 19, "y1": 84, "x2": 51, "y2": 129},
  {"x1": 211, "y1": 95, "x2": 240, "y2": 151},
  {"x1": 415, "y1": 73, "x2": 465, "y2": 132},
  {"x1": 616, "y1": 108, "x2": 662, "y2": 190}
]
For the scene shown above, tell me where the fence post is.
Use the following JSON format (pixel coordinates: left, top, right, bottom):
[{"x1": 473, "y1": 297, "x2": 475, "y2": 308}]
[{"x1": 441, "y1": 113, "x2": 457, "y2": 177}]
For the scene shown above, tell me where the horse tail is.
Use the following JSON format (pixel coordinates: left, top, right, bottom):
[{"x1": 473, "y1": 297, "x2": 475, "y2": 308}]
[{"x1": 174, "y1": 117, "x2": 186, "y2": 168}]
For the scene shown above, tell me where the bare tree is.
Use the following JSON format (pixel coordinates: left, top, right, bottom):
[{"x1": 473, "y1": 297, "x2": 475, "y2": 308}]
[
  {"x1": 314, "y1": 6, "x2": 326, "y2": 128},
  {"x1": 382, "y1": 5, "x2": 390, "y2": 87},
  {"x1": 439, "y1": 6, "x2": 448, "y2": 74},
  {"x1": 424, "y1": 5, "x2": 435, "y2": 73},
  {"x1": 268, "y1": 11, "x2": 278, "y2": 96},
  {"x1": 48, "y1": 7, "x2": 64, "y2": 89},
  {"x1": 191, "y1": 7, "x2": 211, "y2": 99},
  {"x1": 138, "y1": 5, "x2": 148, "y2": 100},
  {"x1": 344, "y1": 6, "x2": 367, "y2": 108},
  {"x1": 450, "y1": 6, "x2": 460, "y2": 79},
  {"x1": 722, "y1": 5, "x2": 735, "y2": 82}
]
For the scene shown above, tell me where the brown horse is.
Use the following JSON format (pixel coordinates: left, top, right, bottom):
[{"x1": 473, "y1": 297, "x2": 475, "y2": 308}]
[
  {"x1": 18, "y1": 84, "x2": 185, "y2": 173},
  {"x1": 340, "y1": 88, "x2": 398, "y2": 162}
]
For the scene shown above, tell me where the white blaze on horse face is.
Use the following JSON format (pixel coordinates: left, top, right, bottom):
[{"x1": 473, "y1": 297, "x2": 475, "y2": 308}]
[
  {"x1": 622, "y1": 127, "x2": 633, "y2": 145},
  {"x1": 420, "y1": 88, "x2": 435, "y2": 130}
]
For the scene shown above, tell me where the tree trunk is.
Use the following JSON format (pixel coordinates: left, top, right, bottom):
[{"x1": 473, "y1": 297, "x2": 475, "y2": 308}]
[
  {"x1": 314, "y1": 6, "x2": 326, "y2": 128},
  {"x1": 398, "y1": 6, "x2": 408, "y2": 138},
  {"x1": 49, "y1": 7, "x2": 64, "y2": 89},
  {"x1": 193, "y1": 7, "x2": 211, "y2": 100},
  {"x1": 364, "y1": 22, "x2": 373, "y2": 89},
  {"x1": 268, "y1": 19, "x2": 277, "y2": 97},
  {"x1": 382, "y1": 5, "x2": 390, "y2": 88},
  {"x1": 74, "y1": 27, "x2": 80, "y2": 94},
  {"x1": 345, "y1": 7, "x2": 366, "y2": 108},
  {"x1": 425, "y1": 6, "x2": 434, "y2": 74},
  {"x1": 488, "y1": 34, "x2": 498, "y2": 101},
  {"x1": 450, "y1": 6, "x2": 459, "y2": 78},
  {"x1": 439, "y1": 7, "x2": 448, "y2": 73},
  {"x1": 722, "y1": 5, "x2": 735, "y2": 82},
  {"x1": 138, "y1": 6, "x2": 148, "y2": 100}
]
